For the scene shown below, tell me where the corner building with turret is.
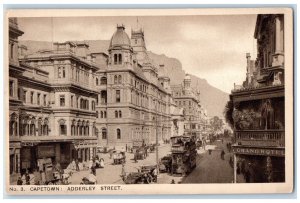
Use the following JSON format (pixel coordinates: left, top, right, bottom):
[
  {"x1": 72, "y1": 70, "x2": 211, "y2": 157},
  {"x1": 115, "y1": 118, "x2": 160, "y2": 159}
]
[{"x1": 95, "y1": 25, "x2": 172, "y2": 148}]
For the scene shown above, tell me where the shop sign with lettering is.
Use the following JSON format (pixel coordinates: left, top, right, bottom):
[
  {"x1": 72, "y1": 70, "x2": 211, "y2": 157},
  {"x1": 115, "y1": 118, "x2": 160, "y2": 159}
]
[{"x1": 232, "y1": 146, "x2": 285, "y2": 157}]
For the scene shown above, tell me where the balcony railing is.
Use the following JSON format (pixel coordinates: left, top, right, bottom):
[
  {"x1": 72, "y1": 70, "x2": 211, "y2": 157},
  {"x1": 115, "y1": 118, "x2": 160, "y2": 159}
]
[{"x1": 235, "y1": 130, "x2": 285, "y2": 147}]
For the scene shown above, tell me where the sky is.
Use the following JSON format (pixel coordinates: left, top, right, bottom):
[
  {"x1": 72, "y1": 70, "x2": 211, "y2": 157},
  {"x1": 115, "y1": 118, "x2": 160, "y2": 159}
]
[{"x1": 18, "y1": 15, "x2": 257, "y2": 93}]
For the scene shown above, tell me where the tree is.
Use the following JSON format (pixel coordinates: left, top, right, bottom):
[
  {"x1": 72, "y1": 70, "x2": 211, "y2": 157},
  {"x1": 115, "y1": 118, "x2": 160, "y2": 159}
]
[
  {"x1": 224, "y1": 100, "x2": 234, "y2": 129},
  {"x1": 210, "y1": 116, "x2": 223, "y2": 133}
]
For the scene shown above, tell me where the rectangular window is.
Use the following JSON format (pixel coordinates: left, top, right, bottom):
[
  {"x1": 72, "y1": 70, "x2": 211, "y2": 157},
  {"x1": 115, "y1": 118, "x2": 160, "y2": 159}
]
[
  {"x1": 116, "y1": 90, "x2": 121, "y2": 103},
  {"x1": 60, "y1": 95, "x2": 65, "y2": 107},
  {"x1": 18, "y1": 88, "x2": 21, "y2": 99},
  {"x1": 37, "y1": 93, "x2": 41, "y2": 105},
  {"x1": 43, "y1": 94, "x2": 47, "y2": 106},
  {"x1": 58, "y1": 67, "x2": 62, "y2": 78},
  {"x1": 10, "y1": 43, "x2": 14, "y2": 59},
  {"x1": 9, "y1": 80, "x2": 14, "y2": 97},
  {"x1": 23, "y1": 91, "x2": 27, "y2": 102},
  {"x1": 71, "y1": 95, "x2": 74, "y2": 107},
  {"x1": 30, "y1": 92, "x2": 34, "y2": 104}
]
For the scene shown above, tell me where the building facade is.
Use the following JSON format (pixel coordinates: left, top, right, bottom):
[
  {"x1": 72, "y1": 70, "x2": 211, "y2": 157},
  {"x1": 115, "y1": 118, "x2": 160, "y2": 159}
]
[
  {"x1": 95, "y1": 25, "x2": 173, "y2": 147},
  {"x1": 171, "y1": 74, "x2": 207, "y2": 140},
  {"x1": 9, "y1": 19, "x2": 98, "y2": 180},
  {"x1": 230, "y1": 14, "x2": 285, "y2": 183}
]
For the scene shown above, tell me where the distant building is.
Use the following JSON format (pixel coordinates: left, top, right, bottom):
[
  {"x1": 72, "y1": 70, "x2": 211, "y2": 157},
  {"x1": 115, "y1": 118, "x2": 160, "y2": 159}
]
[
  {"x1": 171, "y1": 74, "x2": 207, "y2": 140},
  {"x1": 230, "y1": 14, "x2": 285, "y2": 183}
]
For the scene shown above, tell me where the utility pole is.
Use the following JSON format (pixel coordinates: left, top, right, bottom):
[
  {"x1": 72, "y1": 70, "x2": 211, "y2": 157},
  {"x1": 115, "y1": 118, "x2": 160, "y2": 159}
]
[{"x1": 155, "y1": 102, "x2": 159, "y2": 177}]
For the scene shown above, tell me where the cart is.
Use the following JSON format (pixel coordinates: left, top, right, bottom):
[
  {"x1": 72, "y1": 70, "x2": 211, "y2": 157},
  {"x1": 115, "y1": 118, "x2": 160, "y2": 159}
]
[{"x1": 113, "y1": 151, "x2": 126, "y2": 165}]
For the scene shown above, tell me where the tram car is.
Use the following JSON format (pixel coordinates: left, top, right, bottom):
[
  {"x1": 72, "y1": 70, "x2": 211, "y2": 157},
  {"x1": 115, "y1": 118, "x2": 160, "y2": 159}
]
[{"x1": 170, "y1": 135, "x2": 197, "y2": 176}]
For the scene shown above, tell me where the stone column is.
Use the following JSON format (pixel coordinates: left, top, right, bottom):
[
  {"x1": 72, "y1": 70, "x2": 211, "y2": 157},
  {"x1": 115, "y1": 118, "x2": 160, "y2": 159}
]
[
  {"x1": 275, "y1": 16, "x2": 282, "y2": 54},
  {"x1": 233, "y1": 154, "x2": 237, "y2": 183},
  {"x1": 272, "y1": 16, "x2": 284, "y2": 68}
]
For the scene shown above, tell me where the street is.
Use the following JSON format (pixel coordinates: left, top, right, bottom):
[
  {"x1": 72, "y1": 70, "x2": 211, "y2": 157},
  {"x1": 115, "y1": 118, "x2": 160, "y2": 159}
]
[{"x1": 67, "y1": 138, "x2": 239, "y2": 184}]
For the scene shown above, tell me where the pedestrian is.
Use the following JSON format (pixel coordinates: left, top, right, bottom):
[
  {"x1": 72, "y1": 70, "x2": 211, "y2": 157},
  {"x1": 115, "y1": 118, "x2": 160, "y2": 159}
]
[
  {"x1": 75, "y1": 159, "x2": 80, "y2": 171},
  {"x1": 152, "y1": 168, "x2": 158, "y2": 183},
  {"x1": 221, "y1": 150, "x2": 225, "y2": 160},
  {"x1": 17, "y1": 177, "x2": 23, "y2": 185},
  {"x1": 125, "y1": 144, "x2": 128, "y2": 152},
  {"x1": 171, "y1": 179, "x2": 175, "y2": 184},
  {"x1": 121, "y1": 164, "x2": 126, "y2": 181},
  {"x1": 134, "y1": 152, "x2": 138, "y2": 163},
  {"x1": 229, "y1": 156, "x2": 233, "y2": 168},
  {"x1": 25, "y1": 172, "x2": 30, "y2": 185},
  {"x1": 245, "y1": 170, "x2": 251, "y2": 183},
  {"x1": 109, "y1": 150, "x2": 113, "y2": 159}
]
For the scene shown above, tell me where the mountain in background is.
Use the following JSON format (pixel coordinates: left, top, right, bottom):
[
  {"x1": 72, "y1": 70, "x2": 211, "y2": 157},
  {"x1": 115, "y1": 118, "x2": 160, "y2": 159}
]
[{"x1": 19, "y1": 40, "x2": 229, "y2": 118}]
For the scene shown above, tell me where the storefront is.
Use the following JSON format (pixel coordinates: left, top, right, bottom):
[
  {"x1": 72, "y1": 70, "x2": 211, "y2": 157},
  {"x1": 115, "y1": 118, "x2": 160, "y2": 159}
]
[
  {"x1": 20, "y1": 142, "x2": 74, "y2": 173},
  {"x1": 72, "y1": 140, "x2": 98, "y2": 162},
  {"x1": 9, "y1": 142, "x2": 21, "y2": 177},
  {"x1": 232, "y1": 146, "x2": 285, "y2": 183}
]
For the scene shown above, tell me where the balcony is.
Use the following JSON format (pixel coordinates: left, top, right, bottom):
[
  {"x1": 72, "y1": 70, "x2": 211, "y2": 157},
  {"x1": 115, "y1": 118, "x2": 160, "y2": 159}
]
[{"x1": 235, "y1": 130, "x2": 284, "y2": 148}]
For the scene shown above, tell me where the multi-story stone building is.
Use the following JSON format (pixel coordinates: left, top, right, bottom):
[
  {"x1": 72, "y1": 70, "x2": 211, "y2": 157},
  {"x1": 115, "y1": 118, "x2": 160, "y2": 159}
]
[
  {"x1": 171, "y1": 74, "x2": 206, "y2": 139},
  {"x1": 8, "y1": 19, "x2": 99, "y2": 180},
  {"x1": 230, "y1": 14, "x2": 285, "y2": 182},
  {"x1": 95, "y1": 25, "x2": 172, "y2": 147},
  {"x1": 9, "y1": 18, "x2": 25, "y2": 178}
]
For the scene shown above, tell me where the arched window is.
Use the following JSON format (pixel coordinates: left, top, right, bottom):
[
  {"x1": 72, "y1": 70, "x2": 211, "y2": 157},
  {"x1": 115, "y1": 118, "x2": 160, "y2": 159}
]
[
  {"x1": 114, "y1": 54, "x2": 118, "y2": 65},
  {"x1": 115, "y1": 110, "x2": 118, "y2": 118},
  {"x1": 104, "y1": 111, "x2": 107, "y2": 118},
  {"x1": 96, "y1": 78, "x2": 99, "y2": 85},
  {"x1": 101, "y1": 91, "x2": 107, "y2": 104},
  {"x1": 86, "y1": 124, "x2": 89, "y2": 136},
  {"x1": 58, "y1": 119, "x2": 67, "y2": 136},
  {"x1": 102, "y1": 128, "x2": 107, "y2": 139},
  {"x1": 92, "y1": 101, "x2": 95, "y2": 110},
  {"x1": 38, "y1": 118, "x2": 43, "y2": 136},
  {"x1": 62, "y1": 67, "x2": 66, "y2": 78},
  {"x1": 9, "y1": 113, "x2": 18, "y2": 136},
  {"x1": 114, "y1": 75, "x2": 118, "y2": 84},
  {"x1": 117, "y1": 129, "x2": 121, "y2": 139},
  {"x1": 116, "y1": 90, "x2": 121, "y2": 103},
  {"x1": 119, "y1": 111, "x2": 122, "y2": 118},
  {"x1": 118, "y1": 54, "x2": 122, "y2": 64},
  {"x1": 100, "y1": 77, "x2": 107, "y2": 85},
  {"x1": 118, "y1": 75, "x2": 122, "y2": 84},
  {"x1": 43, "y1": 118, "x2": 49, "y2": 136},
  {"x1": 77, "y1": 122, "x2": 81, "y2": 136},
  {"x1": 101, "y1": 111, "x2": 104, "y2": 118},
  {"x1": 86, "y1": 100, "x2": 89, "y2": 110}
]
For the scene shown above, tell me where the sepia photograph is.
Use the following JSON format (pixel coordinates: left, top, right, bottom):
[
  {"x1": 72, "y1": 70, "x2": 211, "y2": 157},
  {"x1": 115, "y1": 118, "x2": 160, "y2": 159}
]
[{"x1": 5, "y1": 8, "x2": 294, "y2": 195}]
